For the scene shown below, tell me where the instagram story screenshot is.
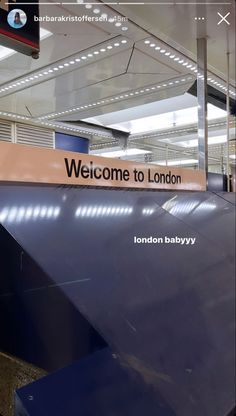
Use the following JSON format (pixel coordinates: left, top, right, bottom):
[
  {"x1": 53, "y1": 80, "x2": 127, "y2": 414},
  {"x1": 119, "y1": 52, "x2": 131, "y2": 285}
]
[{"x1": 0, "y1": 1, "x2": 235, "y2": 416}]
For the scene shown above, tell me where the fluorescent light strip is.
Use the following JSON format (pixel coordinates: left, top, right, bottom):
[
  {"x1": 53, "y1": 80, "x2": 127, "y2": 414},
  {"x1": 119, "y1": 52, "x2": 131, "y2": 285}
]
[
  {"x1": 207, "y1": 77, "x2": 236, "y2": 97},
  {"x1": 39, "y1": 121, "x2": 111, "y2": 138},
  {"x1": 175, "y1": 135, "x2": 227, "y2": 148},
  {"x1": 39, "y1": 75, "x2": 193, "y2": 120},
  {"x1": 131, "y1": 120, "x2": 235, "y2": 141},
  {"x1": 144, "y1": 39, "x2": 236, "y2": 98},
  {"x1": 0, "y1": 38, "x2": 129, "y2": 96},
  {"x1": 95, "y1": 148, "x2": 151, "y2": 158},
  {"x1": 154, "y1": 159, "x2": 198, "y2": 166},
  {"x1": 0, "y1": 111, "x2": 111, "y2": 139},
  {"x1": 144, "y1": 39, "x2": 197, "y2": 72}
]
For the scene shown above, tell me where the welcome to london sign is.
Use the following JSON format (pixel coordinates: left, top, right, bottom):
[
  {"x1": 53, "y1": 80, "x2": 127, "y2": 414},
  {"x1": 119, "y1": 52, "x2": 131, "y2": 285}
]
[{"x1": 0, "y1": 142, "x2": 206, "y2": 191}]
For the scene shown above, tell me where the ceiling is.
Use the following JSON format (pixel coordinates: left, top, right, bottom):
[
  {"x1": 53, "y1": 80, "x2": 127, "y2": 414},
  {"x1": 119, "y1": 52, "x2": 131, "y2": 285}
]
[{"x1": 0, "y1": 0, "x2": 235, "y2": 171}]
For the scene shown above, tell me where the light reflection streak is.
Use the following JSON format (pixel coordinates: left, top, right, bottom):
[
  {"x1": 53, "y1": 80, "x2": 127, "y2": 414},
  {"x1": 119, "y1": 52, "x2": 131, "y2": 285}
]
[
  {"x1": 162, "y1": 196, "x2": 217, "y2": 215},
  {"x1": 0, "y1": 205, "x2": 61, "y2": 223},
  {"x1": 75, "y1": 205, "x2": 133, "y2": 218}
]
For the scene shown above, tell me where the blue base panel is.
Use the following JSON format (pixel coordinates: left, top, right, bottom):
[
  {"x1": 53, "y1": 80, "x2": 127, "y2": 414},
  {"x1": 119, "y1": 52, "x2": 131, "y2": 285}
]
[
  {"x1": 0, "y1": 186, "x2": 235, "y2": 415},
  {"x1": 15, "y1": 348, "x2": 175, "y2": 416}
]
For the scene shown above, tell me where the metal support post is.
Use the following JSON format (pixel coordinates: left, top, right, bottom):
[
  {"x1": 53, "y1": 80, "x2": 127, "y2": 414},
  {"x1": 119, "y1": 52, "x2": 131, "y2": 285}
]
[
  {"x1": 197, "y1": 38, "x2": 208, "y2": 173},
  {"x1": 226, "y1": 52, "x2": 230, "y2": 192}
]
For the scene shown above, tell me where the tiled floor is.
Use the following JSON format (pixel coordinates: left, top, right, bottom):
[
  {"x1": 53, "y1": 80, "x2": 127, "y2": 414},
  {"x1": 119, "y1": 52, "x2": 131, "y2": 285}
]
[{"x1": 0, "y1": 353, "x2": 46, "y2": 416}]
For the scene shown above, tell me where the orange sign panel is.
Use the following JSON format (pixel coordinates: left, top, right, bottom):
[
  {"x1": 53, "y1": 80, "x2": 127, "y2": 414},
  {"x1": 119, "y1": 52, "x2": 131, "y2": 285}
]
[{"x1": 0, "y1": 142, "x2": 206, "y2": 191}]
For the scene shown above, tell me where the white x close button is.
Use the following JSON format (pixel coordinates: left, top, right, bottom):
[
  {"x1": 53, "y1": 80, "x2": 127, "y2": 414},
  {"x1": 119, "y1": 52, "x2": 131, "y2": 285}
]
[{"x1": 217, "y1": 12, "x2": 231, "y2": 25}]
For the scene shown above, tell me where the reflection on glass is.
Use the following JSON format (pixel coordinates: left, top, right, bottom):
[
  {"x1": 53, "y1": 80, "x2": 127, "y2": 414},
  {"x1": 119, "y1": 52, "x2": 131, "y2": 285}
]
[
  {"x1": 0, "y1": 205, "x2": 61, "y2": 223},
  {"x1": 164, "y1": 200, "x2": 200, "y2": 215},
  {"x1": 162, "y1": 196, "x2": 217, "y2": 215},
  {"x1": 196, "y1": 201, "x2": 217, "y2": 211},
  {"x1": 75, "y1": 205, "x2": 133, "y2": 218},
  {"x1": 142, "y1": 208, "x2": 155, "y2": 216}
]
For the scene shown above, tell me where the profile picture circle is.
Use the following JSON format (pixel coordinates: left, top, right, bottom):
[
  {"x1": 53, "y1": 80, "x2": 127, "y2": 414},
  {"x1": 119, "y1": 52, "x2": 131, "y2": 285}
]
[{"x1": 7, "y1": 9, "x2": 27, "y2": 29}]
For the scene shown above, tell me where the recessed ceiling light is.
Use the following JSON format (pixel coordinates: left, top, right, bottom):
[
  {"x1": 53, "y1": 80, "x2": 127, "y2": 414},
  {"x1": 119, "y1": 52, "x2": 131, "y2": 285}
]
[
  {"x1": 85, "y1": 3, "x2": 92, "y2": 8},
  {"x1": 122, "y1": 27, "x2": 128, "y2": 31},
  {"x1": 115, "y1": 22, "x2": 122, "y2": 27},
  {"x1": 160, "y1": 49, "x2": 166, "y2": 53},
  {"x1": 97, "y1": 148, "x2": 151, "y2": 158},
  {"x1": 93, "y1": 8, "x2": 100, "y2": 14},
  {"x1": 156, "y1": 159, "x2": 198, "y2": 166}
]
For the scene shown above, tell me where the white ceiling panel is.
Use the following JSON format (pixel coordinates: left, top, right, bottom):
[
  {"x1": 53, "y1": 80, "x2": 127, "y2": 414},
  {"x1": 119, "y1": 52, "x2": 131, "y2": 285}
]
[
  {"x1": 0, "y1": 37, "x2": 133, "y2": 98},
  {"x1": 84, "y1": 93, "x2": 198, "y2": 125},
  {"x1": 59, "y1": 79, "x2": 194, "y2": 122},
  {"x1": 112, "y1": 1, "x2": 235, "y2": 83},
  {"x1": 0, "y1": 25, "x2": 113, "y2": 85},
  {"x1": 124, "y1": 48, "x2": 180, "y2": 76}
]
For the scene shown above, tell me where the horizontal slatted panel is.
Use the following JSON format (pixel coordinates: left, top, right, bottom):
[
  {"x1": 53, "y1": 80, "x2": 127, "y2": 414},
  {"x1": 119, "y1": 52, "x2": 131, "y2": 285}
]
[
  {"x1": 0, "y1": 120, "x2": 12, "y2": 142},
  {"x1": 16, "y1": 123, "x2": 54, "y2": 148}
]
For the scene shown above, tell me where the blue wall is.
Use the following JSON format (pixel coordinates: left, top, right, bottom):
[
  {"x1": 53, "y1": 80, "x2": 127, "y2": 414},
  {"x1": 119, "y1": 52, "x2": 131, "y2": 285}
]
[
  {"x1": 55, "y1": 132, "x2": 89, "y2": 154},
  {"x1": 0, "y1": 224, "x2": 106, "y2": 371},
  {"x1": 207, "y1": 172, "x2": 227, "y2": 191}
]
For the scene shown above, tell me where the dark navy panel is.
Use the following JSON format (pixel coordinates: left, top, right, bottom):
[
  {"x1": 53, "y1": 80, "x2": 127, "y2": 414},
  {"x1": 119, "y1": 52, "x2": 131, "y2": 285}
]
[
  {"x1": 0, "y1": 225, "x2": 106, "y2": 371},
  {"x1": 55, "y1": 132, "x2": 89, "y2": 153},
  {"x1": 207, "y1": 172, "x2": 227, "y2": 191},
  {"x1": 15, "y1": 348, "x2": 175, "y2": 416},
  {"x1": 0, "y1": 185, "x2": 235, "y2": 416}
]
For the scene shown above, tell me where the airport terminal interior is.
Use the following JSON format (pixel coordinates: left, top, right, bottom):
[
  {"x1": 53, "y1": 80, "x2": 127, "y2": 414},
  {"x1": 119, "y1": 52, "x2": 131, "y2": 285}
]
[{"x1": 0, "y1": 0, "x2": 235, "y2": 415}]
